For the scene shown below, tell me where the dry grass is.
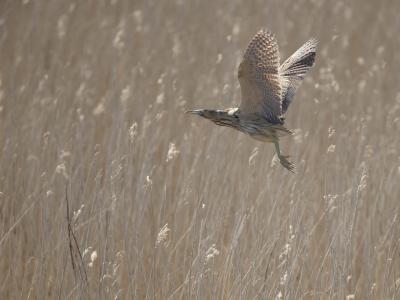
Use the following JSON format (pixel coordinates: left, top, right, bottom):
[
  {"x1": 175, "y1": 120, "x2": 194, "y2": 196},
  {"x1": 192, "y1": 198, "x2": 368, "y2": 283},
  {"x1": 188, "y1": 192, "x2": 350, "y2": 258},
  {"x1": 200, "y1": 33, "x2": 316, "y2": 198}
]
[{"x1": 1, "y1": 0, "x2": 400, "y2": 299}]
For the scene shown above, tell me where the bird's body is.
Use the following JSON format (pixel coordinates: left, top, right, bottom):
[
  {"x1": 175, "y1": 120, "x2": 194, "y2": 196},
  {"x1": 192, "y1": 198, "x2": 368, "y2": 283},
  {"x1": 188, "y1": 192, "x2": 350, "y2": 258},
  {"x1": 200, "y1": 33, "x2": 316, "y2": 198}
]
[{"x1": 188, "y1": 29, "x2": 317, "y2": 172}]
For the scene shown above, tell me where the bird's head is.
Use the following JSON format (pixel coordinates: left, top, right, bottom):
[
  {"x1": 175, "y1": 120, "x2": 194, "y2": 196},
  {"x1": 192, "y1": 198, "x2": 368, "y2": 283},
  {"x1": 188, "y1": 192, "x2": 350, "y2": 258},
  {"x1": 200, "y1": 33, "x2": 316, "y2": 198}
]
[{"x1": 186, "y1": 107, "x2": 240, "y2": 127}]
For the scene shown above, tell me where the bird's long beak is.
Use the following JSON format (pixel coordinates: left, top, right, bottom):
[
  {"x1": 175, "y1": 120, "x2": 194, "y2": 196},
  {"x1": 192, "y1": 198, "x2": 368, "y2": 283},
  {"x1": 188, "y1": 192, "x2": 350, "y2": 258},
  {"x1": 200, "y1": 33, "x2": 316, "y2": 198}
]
[{"x1": 186, "y1": 109, "x2": 204, "y2": 116}]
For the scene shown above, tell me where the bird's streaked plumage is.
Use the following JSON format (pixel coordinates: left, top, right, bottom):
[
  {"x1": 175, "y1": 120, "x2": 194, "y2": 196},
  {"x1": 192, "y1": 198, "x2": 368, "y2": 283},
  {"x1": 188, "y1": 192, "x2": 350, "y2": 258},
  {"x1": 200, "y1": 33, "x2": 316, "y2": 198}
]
[
  {"x1": 279, "y1": 38, "x2": 318, "y2": 113},
  {"x1": 238, "y1": 30, "x2": 282, "y2": 124},
  {"x1": 188, "y1": 29, "x2": 317, "y2": 172}
]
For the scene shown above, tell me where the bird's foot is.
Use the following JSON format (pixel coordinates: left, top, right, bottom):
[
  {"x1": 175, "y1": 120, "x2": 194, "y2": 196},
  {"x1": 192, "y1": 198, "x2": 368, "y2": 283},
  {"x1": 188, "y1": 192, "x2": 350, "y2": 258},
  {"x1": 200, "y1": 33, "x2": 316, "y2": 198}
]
[{"x1": 278, "y1": 155, "x2": 296, "y2": 173}]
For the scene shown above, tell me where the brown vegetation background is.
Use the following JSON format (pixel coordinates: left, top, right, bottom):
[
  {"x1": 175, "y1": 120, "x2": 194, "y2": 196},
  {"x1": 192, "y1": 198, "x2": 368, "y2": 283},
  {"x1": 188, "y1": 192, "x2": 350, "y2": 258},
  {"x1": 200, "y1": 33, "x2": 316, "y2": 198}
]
[{"x1": 1, "y1": 0, "x2": 400, "y2": 299}]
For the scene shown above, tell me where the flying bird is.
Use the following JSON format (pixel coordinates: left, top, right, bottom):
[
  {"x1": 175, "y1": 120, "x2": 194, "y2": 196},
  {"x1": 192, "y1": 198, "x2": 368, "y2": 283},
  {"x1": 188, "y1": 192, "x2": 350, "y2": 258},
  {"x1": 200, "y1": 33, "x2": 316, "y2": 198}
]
[{"x1": 188, "y1": 29, "x2": 317, "y2": 172}]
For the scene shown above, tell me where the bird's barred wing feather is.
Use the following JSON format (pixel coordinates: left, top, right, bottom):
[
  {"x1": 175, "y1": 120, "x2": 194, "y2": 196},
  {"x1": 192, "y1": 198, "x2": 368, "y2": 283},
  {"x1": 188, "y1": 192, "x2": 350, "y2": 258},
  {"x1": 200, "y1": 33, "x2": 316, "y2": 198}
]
[
  {"x1": 238, "y1": 30, "x2": 283, "y2": 123},
  {"x1": 279, "y1": 39, "x2": 318, "y2": 113}
]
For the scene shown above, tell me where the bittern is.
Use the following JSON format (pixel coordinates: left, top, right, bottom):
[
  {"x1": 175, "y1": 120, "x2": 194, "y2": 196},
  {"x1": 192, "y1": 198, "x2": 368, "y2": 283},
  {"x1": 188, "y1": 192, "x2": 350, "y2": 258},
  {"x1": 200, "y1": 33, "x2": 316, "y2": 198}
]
[{"x1": 188, "y1": 29, "x2": 317, "y2": 172}]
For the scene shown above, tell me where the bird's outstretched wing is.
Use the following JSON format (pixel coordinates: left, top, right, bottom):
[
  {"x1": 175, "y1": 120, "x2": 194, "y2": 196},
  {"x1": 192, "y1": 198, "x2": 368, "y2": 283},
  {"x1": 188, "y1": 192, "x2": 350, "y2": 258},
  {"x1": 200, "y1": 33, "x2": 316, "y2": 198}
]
[
  {"x1": 279, "y1": 39, "x2": 318, "y2": 113},
  {"x1": 238, "y1": 30, "x2": 283, "y2": 124}
]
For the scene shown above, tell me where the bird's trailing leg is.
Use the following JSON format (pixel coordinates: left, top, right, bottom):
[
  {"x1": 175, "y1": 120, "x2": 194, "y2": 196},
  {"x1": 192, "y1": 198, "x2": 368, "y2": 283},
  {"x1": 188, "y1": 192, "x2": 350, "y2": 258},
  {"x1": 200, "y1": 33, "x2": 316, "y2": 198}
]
[{"x1": 274, "y1": 141, "x2": 296, "y2": 173}]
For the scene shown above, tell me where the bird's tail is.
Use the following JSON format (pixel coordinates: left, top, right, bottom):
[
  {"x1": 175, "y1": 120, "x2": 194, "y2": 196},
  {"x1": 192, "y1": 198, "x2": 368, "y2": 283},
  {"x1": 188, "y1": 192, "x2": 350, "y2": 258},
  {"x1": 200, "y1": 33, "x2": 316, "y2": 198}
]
[{"x1": 270, "y1": 124, "x2": 294, "y2": 138}]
